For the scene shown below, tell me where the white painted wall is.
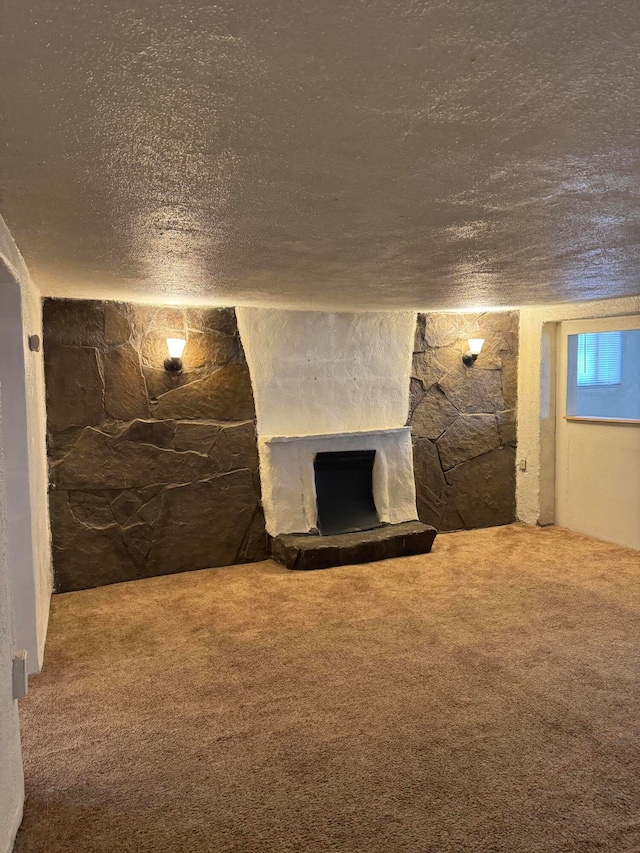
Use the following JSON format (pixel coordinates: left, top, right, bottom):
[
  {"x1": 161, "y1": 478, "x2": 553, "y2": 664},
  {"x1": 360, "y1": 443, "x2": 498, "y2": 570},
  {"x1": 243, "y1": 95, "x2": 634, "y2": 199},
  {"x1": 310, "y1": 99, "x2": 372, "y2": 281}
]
[
  {"x1": 517, "y1": 294, "x2": 640, "y2": 527},
  {"x1": 236, "y1": 309, "x2": 416, "y2": 436},
  {"x1": 556, "y1": 316, "x2": 640, "y2": 549},
  {"x1": 0, "y1": 217, "x2": 52, "y2": 673},
  {"x1": 20, "y1": 280, "x2": 52, "y2": 666},
  {"x1": 0, "y1": 393, "x2": 25, "y2": 853}
]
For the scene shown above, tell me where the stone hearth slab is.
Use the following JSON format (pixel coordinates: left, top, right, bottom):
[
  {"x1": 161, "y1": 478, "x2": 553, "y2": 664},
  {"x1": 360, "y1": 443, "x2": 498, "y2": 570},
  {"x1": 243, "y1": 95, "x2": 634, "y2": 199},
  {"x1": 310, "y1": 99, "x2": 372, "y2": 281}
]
[{"x1": 270, "y1": 521, "x2": 437, "y2": 570}]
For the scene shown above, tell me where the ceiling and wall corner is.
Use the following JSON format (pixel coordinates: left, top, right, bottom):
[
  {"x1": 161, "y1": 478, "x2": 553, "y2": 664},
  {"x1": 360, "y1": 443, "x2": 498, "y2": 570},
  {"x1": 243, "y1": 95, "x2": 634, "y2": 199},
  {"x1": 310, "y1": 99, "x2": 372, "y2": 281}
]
[{"x1": 1, "y1": 1, "x2": 640, "y2": 311}]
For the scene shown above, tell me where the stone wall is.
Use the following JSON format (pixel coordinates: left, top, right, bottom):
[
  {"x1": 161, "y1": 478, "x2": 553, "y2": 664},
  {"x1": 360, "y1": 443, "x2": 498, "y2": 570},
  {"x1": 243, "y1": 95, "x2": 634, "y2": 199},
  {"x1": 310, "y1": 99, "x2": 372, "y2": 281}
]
[
  {"x1": 43, "y1": 299, "x2": 266, "y2": 592},
  {"x1": 409, "y1": 312, "x2": 518, "y2": 530}
]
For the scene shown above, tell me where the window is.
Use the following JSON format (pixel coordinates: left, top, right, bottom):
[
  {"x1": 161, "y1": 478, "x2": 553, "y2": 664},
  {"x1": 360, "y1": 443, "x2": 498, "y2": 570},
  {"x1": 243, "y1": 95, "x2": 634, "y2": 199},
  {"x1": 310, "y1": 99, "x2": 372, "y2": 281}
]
[
  {"x1": 566, "y1": 328, "x2": 640, "y2": 421},
  {"x1": 576, "y1": 332, "x2": 622, "y2": 386}
]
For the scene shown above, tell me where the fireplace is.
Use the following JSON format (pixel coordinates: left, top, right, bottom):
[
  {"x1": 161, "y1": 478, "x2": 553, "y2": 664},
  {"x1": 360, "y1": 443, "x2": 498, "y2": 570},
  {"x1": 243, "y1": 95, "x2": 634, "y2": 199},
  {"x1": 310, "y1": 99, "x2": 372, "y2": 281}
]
[
  {"x1": 256, "y1": 428, "x2": 418, "y2": 536},
  {"x1": 314, "y1": 450, "x2": 380, "y2": 535},
  {"x1": 235, "y1": 308, "x2": 437, "y2": 568}
]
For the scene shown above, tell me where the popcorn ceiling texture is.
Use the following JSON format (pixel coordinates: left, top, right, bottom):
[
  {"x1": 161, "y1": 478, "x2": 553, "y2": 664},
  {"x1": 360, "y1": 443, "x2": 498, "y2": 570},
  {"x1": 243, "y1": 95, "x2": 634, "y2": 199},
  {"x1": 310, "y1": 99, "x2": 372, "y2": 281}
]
[
  {"x1": 410, "y1": 312, "x2": 518, "y2": 530},
  {"x1": 43, "y1": 300, "x2": 266, "y2": 593},
  {"x1": 3, "y1": 2, "x2": 640, "y2": 309}
]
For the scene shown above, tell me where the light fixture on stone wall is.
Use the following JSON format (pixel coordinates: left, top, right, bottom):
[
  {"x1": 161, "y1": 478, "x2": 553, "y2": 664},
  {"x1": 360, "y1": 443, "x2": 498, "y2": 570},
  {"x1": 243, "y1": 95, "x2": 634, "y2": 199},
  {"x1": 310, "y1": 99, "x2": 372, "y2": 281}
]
[
  {"x1": 164, "y1": 338, "x2": 187, "y2": 373},
  {"x1": 462, "y1": 338, "x2": 484, "y2": 366}
]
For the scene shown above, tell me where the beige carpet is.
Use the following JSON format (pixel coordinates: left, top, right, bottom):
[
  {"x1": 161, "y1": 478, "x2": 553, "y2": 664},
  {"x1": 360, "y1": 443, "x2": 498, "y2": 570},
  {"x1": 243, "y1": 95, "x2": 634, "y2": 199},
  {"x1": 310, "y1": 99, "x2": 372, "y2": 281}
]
[{"x1": 15, "y1": 524, "x2": 640, "y2": 853}]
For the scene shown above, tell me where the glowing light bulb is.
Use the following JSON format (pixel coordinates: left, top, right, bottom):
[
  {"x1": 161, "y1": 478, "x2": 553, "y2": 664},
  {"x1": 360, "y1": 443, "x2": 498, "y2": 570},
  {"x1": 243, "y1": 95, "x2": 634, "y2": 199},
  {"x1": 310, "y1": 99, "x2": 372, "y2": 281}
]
[
  {"x1": 166, "y1": 338, "x2": 187, "y2": 358},
  {"x1": 164, "y1": 338, "x2": 187, "y2": 373},
  {"x1": 462, "y1": 338, "x2": 485, "y2": 366}
]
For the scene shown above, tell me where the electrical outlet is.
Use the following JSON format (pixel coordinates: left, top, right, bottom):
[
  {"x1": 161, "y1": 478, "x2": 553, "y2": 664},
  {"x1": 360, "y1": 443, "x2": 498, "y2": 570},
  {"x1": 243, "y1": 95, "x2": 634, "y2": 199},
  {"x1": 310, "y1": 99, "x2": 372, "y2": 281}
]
[
  {"x1": 12, "y1": 650, "x2": 28, "y2": 700},
  {"x1": 518, "y1": 459, "x2": 527, "y2": 472}
]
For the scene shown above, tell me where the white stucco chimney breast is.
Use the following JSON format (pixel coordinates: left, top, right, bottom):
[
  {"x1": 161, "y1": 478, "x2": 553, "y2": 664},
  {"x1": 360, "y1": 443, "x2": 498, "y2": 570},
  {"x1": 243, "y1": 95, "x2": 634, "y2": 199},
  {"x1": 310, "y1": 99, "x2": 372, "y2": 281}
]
[{"x1": 236, "y1": 308, "x2": 418, "y2": 537}]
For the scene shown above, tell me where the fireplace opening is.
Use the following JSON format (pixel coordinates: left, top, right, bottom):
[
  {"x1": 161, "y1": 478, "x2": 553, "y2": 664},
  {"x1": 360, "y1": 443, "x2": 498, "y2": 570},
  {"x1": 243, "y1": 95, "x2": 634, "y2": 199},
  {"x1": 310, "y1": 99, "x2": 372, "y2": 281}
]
[{"x1": 313, "y1": 450, "x2": 381, "y2": 536}]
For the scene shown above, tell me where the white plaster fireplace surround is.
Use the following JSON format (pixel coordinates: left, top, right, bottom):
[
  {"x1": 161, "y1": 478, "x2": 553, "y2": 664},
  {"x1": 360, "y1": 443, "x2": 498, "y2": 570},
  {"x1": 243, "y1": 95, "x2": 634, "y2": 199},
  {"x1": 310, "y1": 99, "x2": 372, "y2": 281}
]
[{"x1": 236, "y1": 308, "x2": 418, "y2": 536}]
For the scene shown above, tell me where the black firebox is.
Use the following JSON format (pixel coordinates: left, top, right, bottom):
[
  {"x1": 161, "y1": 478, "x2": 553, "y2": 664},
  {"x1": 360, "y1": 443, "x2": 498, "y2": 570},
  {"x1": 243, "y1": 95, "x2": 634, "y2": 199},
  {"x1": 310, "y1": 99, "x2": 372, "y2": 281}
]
[{"x1": 313, "y1": 450, "x2": 381, "y2": 536}]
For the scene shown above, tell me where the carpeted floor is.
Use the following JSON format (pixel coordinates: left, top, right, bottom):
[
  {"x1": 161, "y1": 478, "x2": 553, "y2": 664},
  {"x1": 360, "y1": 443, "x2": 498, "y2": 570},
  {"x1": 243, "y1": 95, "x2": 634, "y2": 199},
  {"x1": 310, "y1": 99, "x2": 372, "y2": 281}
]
[{"x1": 14, "y1": 524, "x2": 640, "y2": 853}]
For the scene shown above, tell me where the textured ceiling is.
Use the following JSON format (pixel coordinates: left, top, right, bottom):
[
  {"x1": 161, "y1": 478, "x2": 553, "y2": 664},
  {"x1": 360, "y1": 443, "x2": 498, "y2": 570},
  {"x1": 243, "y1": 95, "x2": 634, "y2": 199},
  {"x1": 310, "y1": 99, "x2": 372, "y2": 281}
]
[{"x1": 2, "y1": 0, "x2": 640, "y2": 310}]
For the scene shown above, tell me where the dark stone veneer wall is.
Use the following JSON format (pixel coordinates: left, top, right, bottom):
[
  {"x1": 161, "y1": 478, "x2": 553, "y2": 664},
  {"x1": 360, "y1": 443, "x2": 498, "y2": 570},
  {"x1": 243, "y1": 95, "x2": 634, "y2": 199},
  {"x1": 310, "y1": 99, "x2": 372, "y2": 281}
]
[
  {"x1": 409, "y1": 312, "x2": 518, "y2": 531},
  {"x1": 44, "y1": 299, "x2": 267, "y2": 592}
]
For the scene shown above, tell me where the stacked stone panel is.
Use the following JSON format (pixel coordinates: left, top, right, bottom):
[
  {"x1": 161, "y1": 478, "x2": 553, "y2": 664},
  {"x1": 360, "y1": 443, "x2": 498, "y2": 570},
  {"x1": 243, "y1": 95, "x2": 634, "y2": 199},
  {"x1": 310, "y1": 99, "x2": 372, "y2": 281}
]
[
  {"x1": 44, "y1": 300, "x2": 266, "y2": 592},
  {"x1": 409, "y1": 312, "x2": 518, "y2": 530}
]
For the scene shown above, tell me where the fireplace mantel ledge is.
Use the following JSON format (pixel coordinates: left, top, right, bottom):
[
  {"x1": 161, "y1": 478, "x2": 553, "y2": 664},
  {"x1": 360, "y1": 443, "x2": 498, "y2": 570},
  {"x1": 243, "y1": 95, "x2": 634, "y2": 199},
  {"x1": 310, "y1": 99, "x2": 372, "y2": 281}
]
[{"x1": 261, "y1": 426, "x2": 411, "y2": 444}]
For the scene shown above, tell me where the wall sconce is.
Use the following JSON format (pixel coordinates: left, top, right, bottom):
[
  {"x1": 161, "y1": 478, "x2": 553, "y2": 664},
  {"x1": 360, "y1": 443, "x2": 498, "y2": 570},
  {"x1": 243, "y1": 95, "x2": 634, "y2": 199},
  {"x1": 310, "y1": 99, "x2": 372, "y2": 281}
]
[
  {"x1": 164, "y1": 338, "x2": 187, "y2": 373},
  {"x1": 462, "y1": 338, "x2": 484, "y2": 366}
]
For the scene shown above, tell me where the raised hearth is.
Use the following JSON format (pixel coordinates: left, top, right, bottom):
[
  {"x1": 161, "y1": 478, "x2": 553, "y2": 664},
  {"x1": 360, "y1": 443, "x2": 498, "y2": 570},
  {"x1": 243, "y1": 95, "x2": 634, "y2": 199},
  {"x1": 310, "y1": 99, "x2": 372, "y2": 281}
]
[{"x1": 270, "y1": 521, "x2": 437, "y2": 570}]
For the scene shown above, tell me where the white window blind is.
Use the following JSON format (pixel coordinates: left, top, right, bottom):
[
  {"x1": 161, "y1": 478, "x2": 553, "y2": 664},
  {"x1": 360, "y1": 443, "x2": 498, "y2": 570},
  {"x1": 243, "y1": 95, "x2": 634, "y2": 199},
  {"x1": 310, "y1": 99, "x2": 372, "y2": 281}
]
[{"x1": 576, "y1": 332, "x2": 622, "y2": 386}]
